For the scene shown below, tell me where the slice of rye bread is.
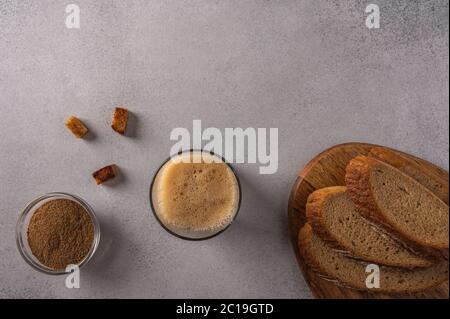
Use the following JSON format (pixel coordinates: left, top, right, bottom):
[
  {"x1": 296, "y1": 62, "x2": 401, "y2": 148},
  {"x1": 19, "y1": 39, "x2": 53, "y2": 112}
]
[
  {"x1": 306, "y1": 186, "x2": 432, "y2": 268},
  {"x1": 369, "y1": 147, "x2": 449, "y2": 204},
  {"x1": 298, "y1": 223, "x2": 449, "y2": 293},
  {"x1": 345, "y1": 156, "x2": 449, "y2": 259}
]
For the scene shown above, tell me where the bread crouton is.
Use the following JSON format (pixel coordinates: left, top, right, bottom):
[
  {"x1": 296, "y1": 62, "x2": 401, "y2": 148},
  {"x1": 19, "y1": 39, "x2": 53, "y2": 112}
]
[
  {"x1": 65, "y1": 116, "x2": 89, "y2": 138},
  {"x1": 92, "y1": 165, "x2": 118, "y2": 185},
  {"x1": 111, "y1": 107, "x2": 129, "y2": 135}
]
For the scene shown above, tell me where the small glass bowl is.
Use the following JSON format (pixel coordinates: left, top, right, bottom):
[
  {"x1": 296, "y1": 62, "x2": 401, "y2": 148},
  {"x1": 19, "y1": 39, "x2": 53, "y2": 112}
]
[{"x1": 16, "y1": 192, "x2": 101, "y2": 275}]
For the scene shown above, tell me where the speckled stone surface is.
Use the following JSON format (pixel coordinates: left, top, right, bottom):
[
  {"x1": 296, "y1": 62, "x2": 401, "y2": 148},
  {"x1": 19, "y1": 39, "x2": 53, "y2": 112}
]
[{"x1": 0, "y1": 0, "x2": 448, "y2": 298}]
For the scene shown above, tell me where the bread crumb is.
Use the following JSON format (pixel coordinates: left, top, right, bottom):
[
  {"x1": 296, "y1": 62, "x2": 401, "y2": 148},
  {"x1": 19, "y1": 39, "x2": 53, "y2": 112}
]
[
  {"x1": 111, "y1": 107, "x2": 129, "y2": 135},
  {"x1": 92, "y1": 165, "x2": 118, "y2": 185},
  {"x1": 65, "y1": 116, "x2": 89, "y2": 138}
]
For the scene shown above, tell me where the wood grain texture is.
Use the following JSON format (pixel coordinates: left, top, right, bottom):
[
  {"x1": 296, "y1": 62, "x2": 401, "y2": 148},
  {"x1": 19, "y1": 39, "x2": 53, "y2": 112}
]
[{"x1": 288, "y1": 142, "x2": 449, "y2": 299}]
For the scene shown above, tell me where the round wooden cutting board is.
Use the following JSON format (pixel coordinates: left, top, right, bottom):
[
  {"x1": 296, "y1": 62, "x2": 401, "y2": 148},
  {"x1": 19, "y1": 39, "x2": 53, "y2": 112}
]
[{"x1": 288, "y1": 142, "x2": 449, "y2": 299}]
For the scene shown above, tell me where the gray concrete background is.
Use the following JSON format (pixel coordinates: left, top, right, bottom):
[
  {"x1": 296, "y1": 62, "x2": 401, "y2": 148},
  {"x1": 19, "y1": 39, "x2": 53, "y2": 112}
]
[{"x1": 0, "y1": 0, "x2": 448, "y2": 298}]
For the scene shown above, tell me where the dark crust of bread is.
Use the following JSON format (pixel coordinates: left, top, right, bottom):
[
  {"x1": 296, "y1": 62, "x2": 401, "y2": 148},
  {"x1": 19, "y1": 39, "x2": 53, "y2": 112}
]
[
  {"x1": 298, "y1": 224, "x2": 371, "y2": 291},
  {"x1": 369, "y1": 147, "x2": 449, "y2": 204},
  {"x1": 298, "y1": 224, "x2": 340, "y2": 281},
  {"x1": 306, "y1": 186, "x2": 432, "y2": 268},
  {"x1": 306, "y1": 186, "x2": 348, "y2": 248},
  {"x1": 345, "y1": 155, "x2": 448, "y2": 260},
  {"x1": 298, "y1": 224, "x2": 449, "y2": 293}
]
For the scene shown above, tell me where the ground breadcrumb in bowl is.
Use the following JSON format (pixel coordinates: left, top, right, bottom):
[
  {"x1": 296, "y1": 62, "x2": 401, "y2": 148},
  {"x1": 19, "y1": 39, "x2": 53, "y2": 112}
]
[{"x1": 16, "y1": 192, "x2": 100, "y2": 275}]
